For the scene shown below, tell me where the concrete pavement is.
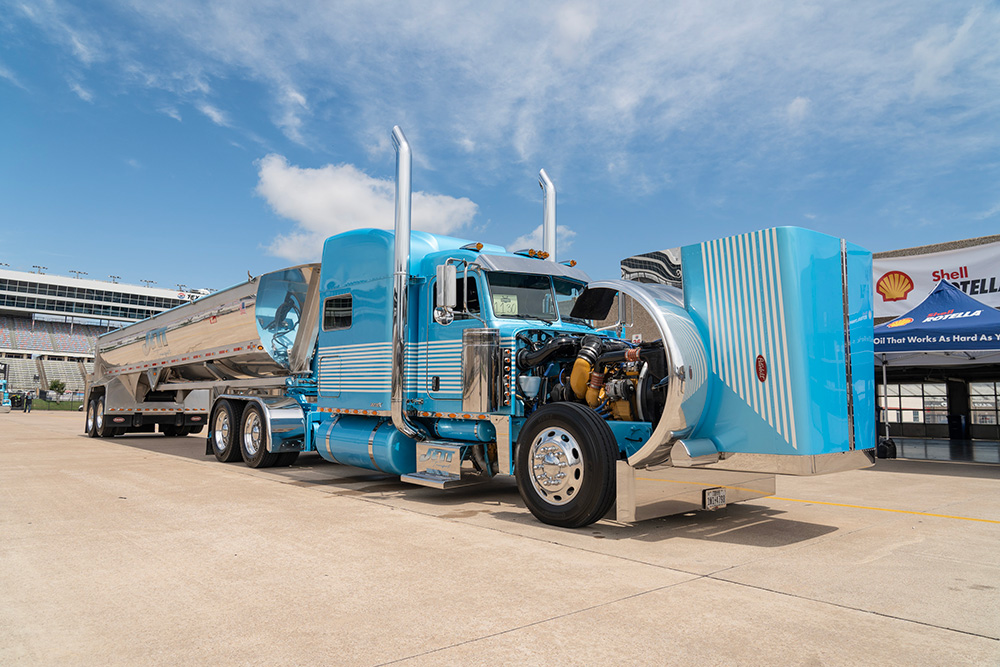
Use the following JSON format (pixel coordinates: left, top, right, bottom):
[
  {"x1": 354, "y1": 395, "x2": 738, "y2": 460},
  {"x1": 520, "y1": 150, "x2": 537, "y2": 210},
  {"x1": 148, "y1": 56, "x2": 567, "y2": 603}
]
[{"x1": 1, "y1": 411, "x2": 998, "y2": 665}]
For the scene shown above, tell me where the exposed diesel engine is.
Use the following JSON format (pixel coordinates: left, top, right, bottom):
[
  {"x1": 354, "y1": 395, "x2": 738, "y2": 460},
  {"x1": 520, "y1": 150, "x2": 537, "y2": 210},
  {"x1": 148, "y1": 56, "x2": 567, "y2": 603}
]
[{"x1": 514, "y1": 331, "x2": 668, "y2": 425}]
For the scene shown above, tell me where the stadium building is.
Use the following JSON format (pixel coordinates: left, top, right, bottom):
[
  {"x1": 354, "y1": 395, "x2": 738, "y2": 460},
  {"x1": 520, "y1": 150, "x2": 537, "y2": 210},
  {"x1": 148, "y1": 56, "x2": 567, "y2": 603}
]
[{"x1": 0, "y1": 267, "x2": 204, "y2": 397}]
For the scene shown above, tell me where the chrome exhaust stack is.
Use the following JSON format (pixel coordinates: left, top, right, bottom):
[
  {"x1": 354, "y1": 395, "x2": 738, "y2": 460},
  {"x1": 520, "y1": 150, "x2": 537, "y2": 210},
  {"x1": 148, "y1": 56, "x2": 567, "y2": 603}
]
[
  {"x1": 390, "y1": 126, "x2": 425, "y2": 440},
  {"x1": 538, "y1": 168, "x2": 556, "y2": 262}
]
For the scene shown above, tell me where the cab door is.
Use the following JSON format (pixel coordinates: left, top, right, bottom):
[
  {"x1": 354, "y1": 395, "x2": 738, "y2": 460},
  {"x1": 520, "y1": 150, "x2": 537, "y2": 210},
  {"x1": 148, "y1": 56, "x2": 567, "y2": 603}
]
[{"x1": 422, "y1": 274, "x2": 485, "y2": 410}]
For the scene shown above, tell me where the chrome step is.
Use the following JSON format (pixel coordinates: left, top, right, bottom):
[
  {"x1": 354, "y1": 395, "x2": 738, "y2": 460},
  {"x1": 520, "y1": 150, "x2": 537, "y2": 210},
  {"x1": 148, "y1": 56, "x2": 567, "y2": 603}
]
[{"x1": 400, "y1": 470, "x2": 485, "y2": 489}]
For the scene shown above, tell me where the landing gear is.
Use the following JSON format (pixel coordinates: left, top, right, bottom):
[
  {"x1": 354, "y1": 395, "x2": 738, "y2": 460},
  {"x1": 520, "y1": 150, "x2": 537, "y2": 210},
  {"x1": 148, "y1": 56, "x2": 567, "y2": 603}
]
[{"x1": 515, "y1": 402, "x2": 618, "y2": 528}]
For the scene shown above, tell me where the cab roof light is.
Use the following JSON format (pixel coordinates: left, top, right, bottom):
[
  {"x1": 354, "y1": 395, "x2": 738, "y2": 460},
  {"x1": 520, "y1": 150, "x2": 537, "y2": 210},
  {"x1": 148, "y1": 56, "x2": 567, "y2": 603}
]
[
  {"x1": 461, "y1": 242, "x2": 484, "y2": 252},
  {"x1": 560, "y1": 259, "x2": 577, "y2": 267}
]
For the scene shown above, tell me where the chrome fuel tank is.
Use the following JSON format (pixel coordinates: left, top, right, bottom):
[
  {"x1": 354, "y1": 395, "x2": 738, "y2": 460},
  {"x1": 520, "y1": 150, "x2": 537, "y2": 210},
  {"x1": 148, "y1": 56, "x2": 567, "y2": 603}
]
[{"x1": 93, "y1": 265, "x2": 320, "y2": 384}]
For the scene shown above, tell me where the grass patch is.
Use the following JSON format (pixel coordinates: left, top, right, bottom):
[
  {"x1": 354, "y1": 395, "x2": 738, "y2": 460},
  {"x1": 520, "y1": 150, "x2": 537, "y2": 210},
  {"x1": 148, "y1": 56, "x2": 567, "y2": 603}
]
[{"x1": 31, "y1": 400, "x2": 84, "y2": 411}]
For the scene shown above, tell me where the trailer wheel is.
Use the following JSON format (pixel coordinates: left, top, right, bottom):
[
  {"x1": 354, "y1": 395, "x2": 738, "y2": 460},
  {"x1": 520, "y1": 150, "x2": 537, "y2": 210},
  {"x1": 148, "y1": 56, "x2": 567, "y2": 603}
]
[
  {"x1": 161, "y1": 424, "x2": 181, "y2": 437},
  {"x1": 85, "y1": 400, "x2": 97, "y2": 437},
  {"x1": 240, "y1": 404, "x2": 278, "y2": 468},
  {"x1": 210, "y1": 400, "x2": 243, "y2": 462},
  {"x1": 514, "y1": 402, "x2": 618, "y2": 528},
  {"x1": 94, "y1": 396, "x2": 114, "y2": 438}
]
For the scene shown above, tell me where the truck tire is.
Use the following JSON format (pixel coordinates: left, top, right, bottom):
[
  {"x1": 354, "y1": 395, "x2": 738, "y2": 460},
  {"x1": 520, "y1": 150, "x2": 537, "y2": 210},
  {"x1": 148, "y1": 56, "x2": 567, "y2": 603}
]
[
  {"x1": 210, "y1": 400, "x2": 243, "y2": 463},
  {"x1": 85, "y1": 399, "x2": 97, "y2": 437},
  {"x1": 240, "y1": 404, "x2": 278, "y2": 468},
  {"x1": 514, "y1": 402, "x2": 618, "y2": 528},
  {"x1": 161, "y1": 424, "x2": 181, "y2": 437},
  {"x1": 94, "y1": 396, "x2": 114, "y2": 438}
]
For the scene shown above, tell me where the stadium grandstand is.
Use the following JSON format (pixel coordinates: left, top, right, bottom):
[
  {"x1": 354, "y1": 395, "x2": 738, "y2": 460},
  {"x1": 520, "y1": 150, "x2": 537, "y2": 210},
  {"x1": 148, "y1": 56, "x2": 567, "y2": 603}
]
[{"x1": 0, "y1": 267, "x2": 207, "y2": 397}]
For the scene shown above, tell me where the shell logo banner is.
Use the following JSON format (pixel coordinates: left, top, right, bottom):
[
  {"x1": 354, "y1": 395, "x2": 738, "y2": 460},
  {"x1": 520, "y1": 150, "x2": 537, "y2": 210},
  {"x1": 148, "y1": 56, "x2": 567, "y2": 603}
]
[{"x1": 873, "y1": 239, "x2": 1000, "y2": 318}]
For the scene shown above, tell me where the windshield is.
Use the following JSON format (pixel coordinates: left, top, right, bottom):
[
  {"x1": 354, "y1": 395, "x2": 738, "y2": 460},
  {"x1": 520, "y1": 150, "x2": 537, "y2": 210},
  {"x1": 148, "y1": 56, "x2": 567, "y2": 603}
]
[
  {"x1": 553, "y1": 277, "x2": 587, "y2": 324},
  {"x1": 485, "y1": 272, "x2": 589, "y2": 324}
]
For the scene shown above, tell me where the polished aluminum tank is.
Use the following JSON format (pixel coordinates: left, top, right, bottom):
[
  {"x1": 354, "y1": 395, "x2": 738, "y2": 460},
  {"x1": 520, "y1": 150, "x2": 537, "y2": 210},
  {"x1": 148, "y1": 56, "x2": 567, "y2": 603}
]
[{"x1": 93, "y1": 264, "x2": 320, "y2": 386}]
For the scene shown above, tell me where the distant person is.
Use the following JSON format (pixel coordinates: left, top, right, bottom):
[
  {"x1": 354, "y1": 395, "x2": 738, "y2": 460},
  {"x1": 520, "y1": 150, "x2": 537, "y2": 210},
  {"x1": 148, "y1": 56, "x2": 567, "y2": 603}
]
[{"x1": 24, "y1": 391, "x2": 33, "y2": 413}]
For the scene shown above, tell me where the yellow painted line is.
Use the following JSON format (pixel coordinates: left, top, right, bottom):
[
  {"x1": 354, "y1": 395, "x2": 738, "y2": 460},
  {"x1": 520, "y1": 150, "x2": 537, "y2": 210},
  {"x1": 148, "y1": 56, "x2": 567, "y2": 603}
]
[{"x1": 769, "y1": 496, "x2": 1000, "y2": 524}]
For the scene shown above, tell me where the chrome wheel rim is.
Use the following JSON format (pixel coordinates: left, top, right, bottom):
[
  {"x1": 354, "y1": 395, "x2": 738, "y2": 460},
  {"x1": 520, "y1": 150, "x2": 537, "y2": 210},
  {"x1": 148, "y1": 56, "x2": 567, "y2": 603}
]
[
  {"x1": 528, "y1": 426, "x2": 583, "y2": 506},
  {"x1": 95, "y1": 401, "x2": 104, "y2": 431},
  {"x1": 243, "y1": 411, "x2": 262, "y2": 457},
  {"x1": 86, "y1": 403, "x2": 94, "y2": 432},
  {"x1": 213, "y1": 410, "x2": 230, "y2": 452}
]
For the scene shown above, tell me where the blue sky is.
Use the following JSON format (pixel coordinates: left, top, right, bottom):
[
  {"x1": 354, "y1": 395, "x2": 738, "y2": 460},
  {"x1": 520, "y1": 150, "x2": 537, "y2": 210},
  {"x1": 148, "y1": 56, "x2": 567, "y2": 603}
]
[{"x1": 1, "y1": 2, "x2": 998, "y2": 291}]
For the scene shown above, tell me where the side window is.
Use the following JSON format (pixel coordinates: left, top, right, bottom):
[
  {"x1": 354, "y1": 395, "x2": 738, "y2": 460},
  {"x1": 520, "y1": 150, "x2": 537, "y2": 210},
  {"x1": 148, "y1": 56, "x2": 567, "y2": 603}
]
[
  {"x1": 322, "y1": 294, "x2": 352, "y2": 330},
  {"x1": 433, "y1": 277, "x2": 481, "y2": 319}
]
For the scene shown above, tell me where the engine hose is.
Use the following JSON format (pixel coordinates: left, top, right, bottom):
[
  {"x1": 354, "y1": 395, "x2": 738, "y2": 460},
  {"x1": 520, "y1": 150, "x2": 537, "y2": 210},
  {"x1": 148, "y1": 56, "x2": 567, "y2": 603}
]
[
  {"x1": 516, "y1": 335, "x2": 579, "y2": 371},
  {"x1": 596, "y1": 344, "x2": 659, "y2": 366}
]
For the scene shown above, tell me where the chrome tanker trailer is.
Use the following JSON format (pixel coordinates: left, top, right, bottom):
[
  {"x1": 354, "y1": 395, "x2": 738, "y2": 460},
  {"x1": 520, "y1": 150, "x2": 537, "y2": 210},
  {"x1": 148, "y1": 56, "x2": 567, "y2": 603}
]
[
  {"x1": 84, "y1": 264, "x2": 319, "y2": 452},
  {"x1": 84, "y1": 126, "x2": 875, "y2": 528}
]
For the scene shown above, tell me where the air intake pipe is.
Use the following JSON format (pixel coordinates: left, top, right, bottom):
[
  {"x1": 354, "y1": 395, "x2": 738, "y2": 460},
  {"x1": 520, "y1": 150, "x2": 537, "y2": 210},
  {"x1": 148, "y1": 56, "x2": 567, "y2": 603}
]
[
  {"x1": 538, "y1": 169, "x2": 556, "y2": 262},
  {"x1": 390, "y1": 126, "x2": 426, "y2": 441}
]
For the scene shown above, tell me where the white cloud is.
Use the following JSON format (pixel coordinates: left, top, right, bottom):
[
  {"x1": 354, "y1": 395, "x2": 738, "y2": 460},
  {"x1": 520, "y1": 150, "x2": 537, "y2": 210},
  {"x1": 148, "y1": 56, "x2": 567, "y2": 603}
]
[
  {"x1": 161, "y1": 106, "x2": 182, "y2": 121},
  {"x1": 69, "y1": 81, "x2": 93, "y2": 102},
  {"x1": 126, "y1": 158, "x2": 141, "y2": 169},
  {"x1": 803, "y1": 212, "x2": 817, "y2": 220},
  {"x1": 786, "y1": 96, "x2": 810, "y2": 125},
  {"x1": 197, "y1": 103, "x2": 229, "y2": 127},
  {"x1": 508, "y1": 224, "x2": 578, "y2": 257},
  {"x1": 973, "y1": 202, "x2": 1000, "y2": 221},
  {"x1": 275, "y1": 86, "x2": 308, "y2": 144},
  {"x1": 14, "y1": 2, "x2": 1000, "y2": 193},
  {"x1": 257, "y1": 154, "x2": 478, "y2": 261},
  {"x1": 0, "y1": 61, "x2": 26, "y2": 90}
]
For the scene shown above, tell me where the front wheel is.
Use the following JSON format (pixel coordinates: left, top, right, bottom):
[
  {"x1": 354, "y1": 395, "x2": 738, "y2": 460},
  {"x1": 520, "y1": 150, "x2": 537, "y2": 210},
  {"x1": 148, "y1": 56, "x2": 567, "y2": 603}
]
[
  {"x1": 515, "y1": 402, "x2": 618, "y2": 528},
  {"x1": 240, "y1": 404, "x2": 278, "y2": 469}
]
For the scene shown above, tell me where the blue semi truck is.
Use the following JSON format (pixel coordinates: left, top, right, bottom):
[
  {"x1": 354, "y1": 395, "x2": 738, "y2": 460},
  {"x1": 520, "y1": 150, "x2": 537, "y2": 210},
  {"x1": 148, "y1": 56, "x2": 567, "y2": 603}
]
[{"x1": 84, "y1": 126, "x2": 875, "y2": 527}]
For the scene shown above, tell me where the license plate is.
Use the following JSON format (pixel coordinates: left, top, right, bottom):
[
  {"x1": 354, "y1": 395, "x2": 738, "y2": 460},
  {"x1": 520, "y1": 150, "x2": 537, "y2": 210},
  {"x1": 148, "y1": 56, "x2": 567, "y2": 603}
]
[{"x1": 703, "y1": 487, "x2": 726, "y2": 510}]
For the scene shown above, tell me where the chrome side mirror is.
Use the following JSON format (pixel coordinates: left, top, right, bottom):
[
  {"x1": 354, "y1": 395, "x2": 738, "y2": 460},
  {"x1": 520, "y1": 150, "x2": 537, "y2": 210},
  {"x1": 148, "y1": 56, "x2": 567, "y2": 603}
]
[
  {"x1": 434, "y1": 264, "x2": 457, "y2": 325},
  {"x1": 436, "y1": 264, "x2": 457, "y2": 308},
  {"x1": 433, "y1": 306, "x2": 455, "y2": 326}
]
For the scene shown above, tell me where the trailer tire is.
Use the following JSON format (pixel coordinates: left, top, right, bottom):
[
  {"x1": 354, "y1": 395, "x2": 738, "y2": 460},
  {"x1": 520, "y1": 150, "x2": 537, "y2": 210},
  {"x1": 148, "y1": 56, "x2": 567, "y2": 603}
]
[
  {"x1": 210, "y1": 400, "x2": 243, "y2": 463},
  {"x1": 94, "y1": 396, "x2": 113, "y2": 438},
  {"x1": 240, "y1": 404, "x2": 278, "y2": 468},
  {"x1": 274, "y1": 452, "x2": 300, "y2": 467},
  {"x1": 514, "y1": 402, "x2": 618, "y2": 528},
  {"x1": 161, "y1": 424, "x2": 181, "y2": 437},
  {"x1": 85, "y1": 399, "x2": 97, "y2": 437}
]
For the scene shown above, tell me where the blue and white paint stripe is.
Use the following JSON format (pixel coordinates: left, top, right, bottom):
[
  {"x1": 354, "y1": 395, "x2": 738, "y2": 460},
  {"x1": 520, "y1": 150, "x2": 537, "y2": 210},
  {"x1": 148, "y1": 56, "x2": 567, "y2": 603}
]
[{"x1": 701, "y1": 229, "x2": 797, "y2": 448}]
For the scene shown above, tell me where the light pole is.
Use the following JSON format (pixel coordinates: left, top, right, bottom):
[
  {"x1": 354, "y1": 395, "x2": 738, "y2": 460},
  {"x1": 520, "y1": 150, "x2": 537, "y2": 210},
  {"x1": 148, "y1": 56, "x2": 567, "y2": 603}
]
[
  {"x1": 32, "y1": 265, "x2": 48, "y2": 274},
  {"x1": 140, "y1": 279, "x2": 156, "y2": 288},
  {"x1": 108, "y1": 275, "x2": 121, "y2": 283},
  {"x1": 69, "y1": 270, "x2": 88, "y2": 279}
]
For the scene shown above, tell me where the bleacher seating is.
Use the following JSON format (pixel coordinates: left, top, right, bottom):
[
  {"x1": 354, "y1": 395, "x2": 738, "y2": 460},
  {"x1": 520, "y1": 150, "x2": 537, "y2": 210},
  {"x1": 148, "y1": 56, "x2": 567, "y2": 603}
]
[
  {"x1": 11, "y1": 319, "x2": 54, "y2": 352},
  {"x1": 0, "y1": 316, "x2": 108, "y2": 355},
  {"x1": 5, "y1": 358, "x2": 40, "y2": 392},
  {"x1": 0, "y1": 316, "x2": 12, "y2": 350},
  {"x1": 41, "y1": 359, "x2": 87, "y2": 392},
  {"x1": 49, "y1": 321, "x2": 96, "y2": 355}
]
